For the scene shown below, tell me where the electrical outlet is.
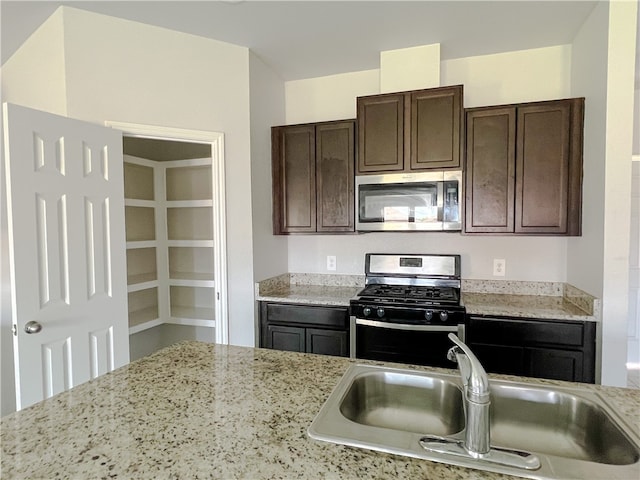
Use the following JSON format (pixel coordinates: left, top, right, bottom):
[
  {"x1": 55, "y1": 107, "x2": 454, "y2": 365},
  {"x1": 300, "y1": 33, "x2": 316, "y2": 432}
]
[
  {"x1": 327, "y1": 255, "x2": 337, "y2": 271},
  {"x1": 493, "y1": 258, "x2": 506, "y2": 277}
]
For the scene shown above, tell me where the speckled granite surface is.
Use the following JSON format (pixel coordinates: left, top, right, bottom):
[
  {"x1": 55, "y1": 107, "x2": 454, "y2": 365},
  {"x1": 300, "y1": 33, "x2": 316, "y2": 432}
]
[
  {"x1": 462, "y1": 293, "x2": 594, "y2": 321},
  {"x1": 2, "y1": 342, "x2": 638, "y2": 479},
  {"x1": 256, "y1": 273, "x2": 363, "y2": 306},
  {"x1": 462, "y1": 281, "x2": 597, "y2": 321},
  {"x1": 257, "y1": 275, "x2": 597, "y2": 321}
]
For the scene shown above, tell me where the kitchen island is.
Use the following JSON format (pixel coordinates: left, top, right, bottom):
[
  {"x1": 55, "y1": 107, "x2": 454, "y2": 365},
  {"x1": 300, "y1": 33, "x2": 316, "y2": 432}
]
[{"x1": 2, "y1": 342, "x2": 637, "y2": 479}]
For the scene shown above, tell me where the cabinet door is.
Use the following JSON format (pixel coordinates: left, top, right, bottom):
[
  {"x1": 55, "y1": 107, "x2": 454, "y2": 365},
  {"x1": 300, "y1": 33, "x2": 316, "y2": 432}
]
[
  {"x1": 526, "y1": 347, "x2": 584, "y2": 382},
  {"x1": 467, "y1": 343, "x2": 526, "y2": 376},
  {"x1": 266, "y1": 325, "x2": 306, "y2": 352},
  {"x1": 410, "y1": 85, "x2": 463, "y2": 170},
  {"x1": 316, "y1": 121, "x2": 355, "y2": 232},
  {"x1": 465, "y1": 107, "x2": 516, "y2": 233},
  {"x1": 306, "y1": 328, "x2": 348, "y2": 357},
  {"x1": 515, "y1": 99, "x2": 583, "y2": 235},
  {"x1": 357, "y1": 93, "x2": 406, "y2": 173},
  {"x1": 272, "y1": 125, "x2": 316, "y2": 233}
]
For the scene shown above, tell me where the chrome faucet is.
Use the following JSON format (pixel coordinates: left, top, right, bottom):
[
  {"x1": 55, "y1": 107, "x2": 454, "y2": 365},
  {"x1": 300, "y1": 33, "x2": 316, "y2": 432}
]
[
  {"x1": 420, "y1": 333, "x2": 540, "y2": 470},
  {"x1": 446, "y1": 333, "x2": 491, "y2": 457}
]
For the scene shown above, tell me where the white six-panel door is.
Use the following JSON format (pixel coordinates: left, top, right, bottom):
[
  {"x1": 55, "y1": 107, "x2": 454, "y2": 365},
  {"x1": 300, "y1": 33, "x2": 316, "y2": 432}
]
[{"x1": 3, "y1": 103, "x2": 129, "y2": 410}]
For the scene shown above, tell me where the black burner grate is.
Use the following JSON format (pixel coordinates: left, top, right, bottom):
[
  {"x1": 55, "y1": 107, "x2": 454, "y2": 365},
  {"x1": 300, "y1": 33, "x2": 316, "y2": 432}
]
[{"x1": 358, "y1": 284, "x2": 459, "y2": 304}]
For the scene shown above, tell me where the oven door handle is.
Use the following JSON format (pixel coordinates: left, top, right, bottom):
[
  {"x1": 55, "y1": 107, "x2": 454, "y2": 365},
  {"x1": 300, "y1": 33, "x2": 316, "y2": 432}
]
[{"x1": 355, "y1": 318, "x2": 459, "y2": 332}]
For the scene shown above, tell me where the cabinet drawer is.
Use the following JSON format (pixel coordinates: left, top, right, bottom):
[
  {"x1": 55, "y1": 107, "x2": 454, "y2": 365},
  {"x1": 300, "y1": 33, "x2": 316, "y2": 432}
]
[
  {"x1": 265, "y1": 303, "x2": 348, "y2": 328},
  {"x1": 468, "y1": 316, "x2": 585, "y2": 347}
]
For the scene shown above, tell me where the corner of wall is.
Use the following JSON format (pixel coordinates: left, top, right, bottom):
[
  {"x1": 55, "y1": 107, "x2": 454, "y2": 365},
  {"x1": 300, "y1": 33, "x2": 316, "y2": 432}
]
[{"x1": 1, "y1": 6, "x2": 67, "y2": 116}]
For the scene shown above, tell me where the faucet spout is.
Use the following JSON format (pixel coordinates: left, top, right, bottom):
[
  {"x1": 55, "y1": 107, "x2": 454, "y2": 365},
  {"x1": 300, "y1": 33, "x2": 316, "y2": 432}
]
[{"x1": 447, "y1": 333, "x2": 491, "y2": 456}]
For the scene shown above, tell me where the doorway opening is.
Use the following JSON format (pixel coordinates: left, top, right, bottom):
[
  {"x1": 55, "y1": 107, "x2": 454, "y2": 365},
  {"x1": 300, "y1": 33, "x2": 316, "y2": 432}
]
[{"x1": 108, "y1": 122, "x2": 228, "y2": 360}]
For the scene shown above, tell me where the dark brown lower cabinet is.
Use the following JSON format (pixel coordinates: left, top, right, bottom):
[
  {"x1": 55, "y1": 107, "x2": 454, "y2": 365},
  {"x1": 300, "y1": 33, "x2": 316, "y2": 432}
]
[
  {"x1": 260, "y1": 302, "x2": 349, "y2": 357},
  {"x1": 466, "y1": 315, "x2": 596, "y2": 383}
]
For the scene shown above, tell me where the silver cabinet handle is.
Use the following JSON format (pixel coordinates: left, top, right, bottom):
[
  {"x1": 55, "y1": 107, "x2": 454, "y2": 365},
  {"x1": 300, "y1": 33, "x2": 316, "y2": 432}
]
[{"x1": 24, "y1": 321, "x2": 42, "y2": 334}]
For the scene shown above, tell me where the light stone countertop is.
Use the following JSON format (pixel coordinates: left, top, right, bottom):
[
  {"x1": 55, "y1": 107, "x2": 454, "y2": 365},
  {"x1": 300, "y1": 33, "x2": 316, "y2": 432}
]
[
  {"x1": 462, "y1": 293, "x2": 594, "y2": 321},
  {"x1": 256, "y1": 274, "x2": 598, "y2": 322},
  {"x1": 256, "y1": 273, "x2": 363, "y2": 306},
  {"x1": 2, "y1": 342, "x2": 638, "y2": 479},
  {"x1": 257, "y1": 284, "x2": 361, "y2": 306}
]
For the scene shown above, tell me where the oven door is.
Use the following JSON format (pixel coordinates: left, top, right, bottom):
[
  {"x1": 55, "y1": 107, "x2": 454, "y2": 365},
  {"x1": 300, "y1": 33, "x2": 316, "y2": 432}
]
[{"x1": 352, "y1": 318, "x2": 465, "y2": 368}]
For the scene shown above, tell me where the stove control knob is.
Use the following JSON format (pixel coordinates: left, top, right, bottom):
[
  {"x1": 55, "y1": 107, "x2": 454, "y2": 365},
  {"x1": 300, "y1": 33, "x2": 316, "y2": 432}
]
[
  {"x1": 363, "y1": 307, "x2": 372, "y2": 317},
  {"x1": 424, "y1": 310, "x2": 433, "y2": 321},
  {"x1": 376, "y1": 307, "x2": 385, "y2": 318},
  {"x1": 439, "y1": 311, "x2": 449, "y2": 322}
]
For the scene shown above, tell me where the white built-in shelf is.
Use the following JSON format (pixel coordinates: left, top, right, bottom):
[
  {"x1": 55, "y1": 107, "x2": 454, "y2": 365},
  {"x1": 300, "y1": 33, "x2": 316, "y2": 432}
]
[
  {"x1": 169, "y1": 271, "x2": 214, "y2": 281},
  {"x1": 124, "y1": 154, "x2": 217, "y2": 336},
  {"x1": 125, "y1": 206, "x2": 156, "y2": 242},
  {"x1": 168, "y1": 279, "x2": 215, "y2": 288},
  {"x1": 124, "y1": 159, "x2": 154, "y2": 201},
  {"x1": 125, "y1": 199, "x2": 156, "y2": 208},
  {"x1": 169, "y1": 306, "x2": 215, "y2": 326},
  {"x1": 165, "y1": 200, "x2": 213, "y2": 208},
  {"x1": 167, "y1": 206, "x2": 213, "y2": 241},
  {"x1": 166, "y1": 163, "x2": 212, "y2": 201},
  {"x1": 167, "y1": 240, "x2": 214, "y2": 248},
  {"x1": 129, "y1": 316, "x2": 163, "y2": 335},
  {"x1": 127, "y1": 240, "x2": 157, "y2": 249},
  {"x1": 127, "y1": 278, "x2": 159, "y2": 292},
  {"x1": 128, "y1": 306, "x2": 160, "y2": 328}
]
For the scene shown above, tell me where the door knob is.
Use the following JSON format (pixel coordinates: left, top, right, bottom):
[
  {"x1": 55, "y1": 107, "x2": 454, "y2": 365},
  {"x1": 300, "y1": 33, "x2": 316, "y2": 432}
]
[{"x1": 24, "y1": 321, "x2": 42, "y2": 334}]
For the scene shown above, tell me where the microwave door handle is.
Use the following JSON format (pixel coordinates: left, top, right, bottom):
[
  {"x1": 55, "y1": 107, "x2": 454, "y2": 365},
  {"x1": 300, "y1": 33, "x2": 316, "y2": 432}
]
[{"x1": 437, "y1": 181, "x2": 444, "y2": 222}]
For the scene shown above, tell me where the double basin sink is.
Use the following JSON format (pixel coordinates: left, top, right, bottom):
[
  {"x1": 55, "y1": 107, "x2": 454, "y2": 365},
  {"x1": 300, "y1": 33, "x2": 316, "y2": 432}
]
[{"x1": 308, "y1": 364, "x2": 640, "y2": 479}]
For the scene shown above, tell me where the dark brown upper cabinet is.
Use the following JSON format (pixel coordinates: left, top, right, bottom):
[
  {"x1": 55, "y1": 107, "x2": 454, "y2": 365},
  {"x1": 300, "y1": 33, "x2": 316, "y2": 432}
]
[
  {"x1": 465, "y1": 98, "x2": 584, "y2": 235},
  {"x1": 271, "y1": 120, "x2": 355, "y2": 234},
  {"x1": 357, "y1": 85, "x2": 463, "y2": 174}
]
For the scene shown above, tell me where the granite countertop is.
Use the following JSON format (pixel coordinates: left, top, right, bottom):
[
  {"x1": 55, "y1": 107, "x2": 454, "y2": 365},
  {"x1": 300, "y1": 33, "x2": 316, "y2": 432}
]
[
  {"x1": 2, "y1": 342, "x2": 638, "y2": 479},
  {"x1": 256, "y1": 273, "x2": 363, "y2": 306},
  {"x1": 462, "y1": 293, "x2": 594, "y2": 321},
  {"x1": 256, "y1": 274, "x2": 598, "y2": 322}
]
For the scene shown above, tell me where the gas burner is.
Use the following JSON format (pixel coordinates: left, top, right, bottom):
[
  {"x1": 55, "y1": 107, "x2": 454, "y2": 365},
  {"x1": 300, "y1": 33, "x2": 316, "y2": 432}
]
[{"x1": 357, "y1": 284, "x2": 459, "y2": 305}]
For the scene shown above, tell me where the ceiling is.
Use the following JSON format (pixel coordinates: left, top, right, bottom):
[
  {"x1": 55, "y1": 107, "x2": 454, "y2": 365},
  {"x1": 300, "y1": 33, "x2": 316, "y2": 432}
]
[{"x1": 1, "y1": 0, "x2": 612, "y2": 81}]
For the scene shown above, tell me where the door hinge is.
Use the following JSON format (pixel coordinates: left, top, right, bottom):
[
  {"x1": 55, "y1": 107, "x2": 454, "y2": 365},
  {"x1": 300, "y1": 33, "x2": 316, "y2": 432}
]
[{"x1": 12, "y1": 324, "x2": 17, "y2": 336}]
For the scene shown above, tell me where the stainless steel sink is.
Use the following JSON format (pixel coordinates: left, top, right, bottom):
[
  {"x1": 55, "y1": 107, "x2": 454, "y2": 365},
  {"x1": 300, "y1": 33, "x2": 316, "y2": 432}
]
[
  {"x1": 489, "y1": 383, "x2": 638, "y2": 466},
  {"x1": 308, "y1": 364, "x2": 640, "y2": 479},
  {"x1": 339, "y1": 370, "x2": 465, "y2": 436}
]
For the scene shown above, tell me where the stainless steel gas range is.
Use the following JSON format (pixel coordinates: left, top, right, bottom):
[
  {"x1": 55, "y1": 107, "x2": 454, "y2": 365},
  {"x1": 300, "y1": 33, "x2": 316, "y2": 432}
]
[{"x1": 350, "y1": 253, "x2": 465, "y2": 368}]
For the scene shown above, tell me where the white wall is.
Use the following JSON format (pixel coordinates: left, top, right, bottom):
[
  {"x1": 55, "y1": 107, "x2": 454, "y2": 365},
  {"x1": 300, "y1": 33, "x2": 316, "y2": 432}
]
[
  {"x1": 249, "y1": 52, "x2": 287, "y2": 282},
  {"x1": 285, "y1": 69, "x2": 379, "y2": 123},
  {"x1": 0, "y1": 114, "x2": 16, "y2": 416},
  {"x1": 569, "y1": 1, "x2": 638, "y2": 386},
  {"x1": 599, "y1": 1, "x2": 637, "y2": 386},
  {"x1": 0, "y1": 8, "x2": 67, "y2": 116},
  {"x1": 442, "y1": 45, "x2": 572, "y2": 108},
  {"x1": 634, "y1": 86, "x2": 639, "y2": 155},
  {"x1": 61, "y1": 8, "x2": 257, "y2": 348},
  {"x1": 568, "y1": 2, "x2": 610, "y2": 299},
  {"x1": 1, "y1": 7, "x2": 258, "y2": 355},
  {"x1": 285, "y1": 46, "x2": 572, "y2": 281}
]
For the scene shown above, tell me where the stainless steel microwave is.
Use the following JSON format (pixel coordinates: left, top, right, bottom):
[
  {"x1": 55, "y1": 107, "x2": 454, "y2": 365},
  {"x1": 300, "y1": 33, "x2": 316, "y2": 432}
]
[{"x1": 355, "y1": 171, "x2": 462, "y2": 231}]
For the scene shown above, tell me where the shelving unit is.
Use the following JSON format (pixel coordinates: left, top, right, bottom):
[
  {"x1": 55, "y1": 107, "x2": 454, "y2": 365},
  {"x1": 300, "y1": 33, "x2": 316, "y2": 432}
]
[{"x1": 123, "y1": 154, "x2": 216, "y2": 335}]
